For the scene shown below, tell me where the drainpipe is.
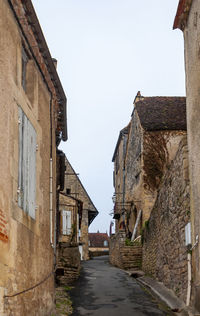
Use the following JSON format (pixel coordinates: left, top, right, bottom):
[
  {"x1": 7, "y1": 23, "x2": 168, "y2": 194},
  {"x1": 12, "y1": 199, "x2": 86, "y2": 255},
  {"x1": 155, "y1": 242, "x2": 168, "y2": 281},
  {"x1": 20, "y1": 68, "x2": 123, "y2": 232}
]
[
  {"x1": 50, "y1": 158, "x2": 53, "y2": 246},
  {"x1": 49, "y1": 95, "x2": 54, "y2": 248},
  {"x1": 186, "y1": 234, "x2": 199, "y2": 306},
  {"x1": 186, "y1": 252, "x2": 192, "y2": 306}
]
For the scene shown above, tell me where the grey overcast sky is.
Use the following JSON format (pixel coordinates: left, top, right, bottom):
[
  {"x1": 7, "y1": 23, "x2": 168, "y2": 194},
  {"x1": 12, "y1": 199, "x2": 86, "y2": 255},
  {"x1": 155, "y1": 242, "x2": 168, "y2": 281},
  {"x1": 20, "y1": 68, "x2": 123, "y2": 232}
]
[{"x1": 32, "y1": 0, "x2": 185, "y2": 233}]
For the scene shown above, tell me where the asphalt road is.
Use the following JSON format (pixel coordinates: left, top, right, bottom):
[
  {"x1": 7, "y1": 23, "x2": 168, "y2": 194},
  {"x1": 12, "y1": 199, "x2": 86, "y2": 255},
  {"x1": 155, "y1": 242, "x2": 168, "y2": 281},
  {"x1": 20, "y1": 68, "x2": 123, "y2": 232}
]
[{"x1": 70, "y1": 256, "x2": 174, "y2": 316}]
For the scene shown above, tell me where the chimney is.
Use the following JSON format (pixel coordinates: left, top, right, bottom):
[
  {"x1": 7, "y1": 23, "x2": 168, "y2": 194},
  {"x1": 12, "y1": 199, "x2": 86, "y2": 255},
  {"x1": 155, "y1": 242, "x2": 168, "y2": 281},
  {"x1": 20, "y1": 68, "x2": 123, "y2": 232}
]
[{"x1": 134, "y1": 91, "x2": 143, "y2": 104}]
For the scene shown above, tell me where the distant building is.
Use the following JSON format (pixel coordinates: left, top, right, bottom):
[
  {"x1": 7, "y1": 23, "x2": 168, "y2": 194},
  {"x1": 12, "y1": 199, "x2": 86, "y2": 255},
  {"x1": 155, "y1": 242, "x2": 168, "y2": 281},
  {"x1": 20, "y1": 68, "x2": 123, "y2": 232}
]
[
  {"x1": 110, "y1": 92, "x2": 187, "y2": 275},
  {"x1": 89, "y1": 232, "x2": 109, "y2": 257},
  {"x1": 112, "y1": 92, "x2": 186, "y2": 238},
  {"x1": 61, "y1": 157, "x2": 98, "y2": 260},
  {"x1": 56, "y1": 192, "x2": 82, "y2": 285}
]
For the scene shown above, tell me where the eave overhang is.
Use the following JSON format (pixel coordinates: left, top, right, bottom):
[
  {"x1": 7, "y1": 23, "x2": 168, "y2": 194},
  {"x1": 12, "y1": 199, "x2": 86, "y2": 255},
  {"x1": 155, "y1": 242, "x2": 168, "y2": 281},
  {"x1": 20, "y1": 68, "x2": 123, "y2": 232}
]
[
  {"x1": 173, "y1": 0, "x2": 193, "y2": 31},
  {"x1": 88, "y1": 209, "x2": 99, "y2": 226}
]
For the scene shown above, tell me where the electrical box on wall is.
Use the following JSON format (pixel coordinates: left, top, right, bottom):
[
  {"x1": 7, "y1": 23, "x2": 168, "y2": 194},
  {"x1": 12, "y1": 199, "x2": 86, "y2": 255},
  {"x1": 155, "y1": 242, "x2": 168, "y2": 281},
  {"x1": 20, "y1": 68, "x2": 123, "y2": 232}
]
[{"x1": 185, "y1": 222, "x2": 191, "y2": 246}]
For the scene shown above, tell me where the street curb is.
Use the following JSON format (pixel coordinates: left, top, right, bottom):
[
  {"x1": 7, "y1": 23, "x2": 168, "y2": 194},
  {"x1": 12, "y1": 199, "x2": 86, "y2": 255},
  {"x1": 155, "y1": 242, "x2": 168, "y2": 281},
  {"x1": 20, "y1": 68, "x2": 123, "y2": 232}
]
[{"x1": 136, "y1": 276, "x2": 185, "y2": 312}]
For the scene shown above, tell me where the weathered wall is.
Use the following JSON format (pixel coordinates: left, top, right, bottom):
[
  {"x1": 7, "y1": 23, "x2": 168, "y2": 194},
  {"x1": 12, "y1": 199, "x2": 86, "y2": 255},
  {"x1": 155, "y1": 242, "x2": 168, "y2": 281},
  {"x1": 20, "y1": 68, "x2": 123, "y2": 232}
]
[
  {"x1": 113, "y1": 130, "x2": 129, "y2": 232},
  {"x1": 142, "y1": 130, "x2": 186, "y2": 223},
  {"x1": 89, "y1": 249, "x2": 109, "y2": 258},
  {"x1": 142, "y1": 137, "x2": 190, "y2": 302},
  {"x1": 57, "y1": 194, "x2": 80, "y2": 286},
  {"x1": 109, "y1": 231, "x2": 142, "y2": 270},
  {"x1": 59, "y1": 193, "x2": 78, "y2": 243},
  {"x1": 124, "y1": 109, "x2": 186, "y2": 235},
  {"x1": 56, "y1": 244, "x2": 80, "y2": 285},
  {"x1": 183, "y1": 0, "x2": 200, "y2": 310},
  {"x1": 0, "y1": 1, "x2": 57, "y2": 314}
]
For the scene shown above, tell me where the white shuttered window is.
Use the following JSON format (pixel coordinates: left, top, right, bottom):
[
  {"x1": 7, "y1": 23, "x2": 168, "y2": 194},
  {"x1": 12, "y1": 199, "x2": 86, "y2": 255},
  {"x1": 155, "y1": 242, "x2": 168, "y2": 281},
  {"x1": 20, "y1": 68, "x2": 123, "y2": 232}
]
[
  {"x1": 62, "y1": 210, "x2": 72, "y2": 235},
  {"x1": 18, "y1": 107, "x2": 36, "y2": 219}
]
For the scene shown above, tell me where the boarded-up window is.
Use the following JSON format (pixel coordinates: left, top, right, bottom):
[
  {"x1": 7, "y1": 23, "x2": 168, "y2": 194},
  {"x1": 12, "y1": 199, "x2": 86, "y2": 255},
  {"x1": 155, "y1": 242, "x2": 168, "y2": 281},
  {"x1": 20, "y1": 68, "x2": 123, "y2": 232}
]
[
  {"x1": 18, "y1": 107, "x2": 36, "y2": 219},
  {"x1": 62, "y1": 210, "x2": 71, "y2": 235}
]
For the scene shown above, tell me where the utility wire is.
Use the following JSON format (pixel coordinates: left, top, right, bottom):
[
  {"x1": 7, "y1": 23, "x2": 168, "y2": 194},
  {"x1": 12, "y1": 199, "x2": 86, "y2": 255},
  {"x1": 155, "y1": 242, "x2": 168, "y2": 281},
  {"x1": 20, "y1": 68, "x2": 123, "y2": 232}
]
[{"x1": 4, "y1": 270, "x2": 54, "y2": 298}]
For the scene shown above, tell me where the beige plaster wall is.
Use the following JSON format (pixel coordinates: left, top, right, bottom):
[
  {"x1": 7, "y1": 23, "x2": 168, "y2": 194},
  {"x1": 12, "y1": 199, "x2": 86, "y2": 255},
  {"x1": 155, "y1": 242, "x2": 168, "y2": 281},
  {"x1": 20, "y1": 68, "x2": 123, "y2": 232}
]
[
  {"x1": 0, "y1": 1, "x2": 57, "y2": 314},
  {"x1": 184, "y1": 0, "x2": 200, "y2": 310}
]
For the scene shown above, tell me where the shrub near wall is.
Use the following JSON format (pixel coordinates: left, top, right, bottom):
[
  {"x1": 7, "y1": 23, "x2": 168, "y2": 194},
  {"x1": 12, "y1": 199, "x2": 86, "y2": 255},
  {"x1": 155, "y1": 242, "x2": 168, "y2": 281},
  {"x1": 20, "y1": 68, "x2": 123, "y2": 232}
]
[{"x1": 142, "y1": 137, "x2": 190, "y2": 302}]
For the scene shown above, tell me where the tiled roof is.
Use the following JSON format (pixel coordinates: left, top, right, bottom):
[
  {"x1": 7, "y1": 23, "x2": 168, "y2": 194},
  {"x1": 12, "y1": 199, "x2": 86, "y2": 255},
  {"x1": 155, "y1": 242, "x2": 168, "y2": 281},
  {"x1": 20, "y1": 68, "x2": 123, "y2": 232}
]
[
  {"x1": 89, "y1": 233, "x2": 109, "y2": 247},
  {"x1": 135, "y1": 97, "x2": 186, "y2": 131}
]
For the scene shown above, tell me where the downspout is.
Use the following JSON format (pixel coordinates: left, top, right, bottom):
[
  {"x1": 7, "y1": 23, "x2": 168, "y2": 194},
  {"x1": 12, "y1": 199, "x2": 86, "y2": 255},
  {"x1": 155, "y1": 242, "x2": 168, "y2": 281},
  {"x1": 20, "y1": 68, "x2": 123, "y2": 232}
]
[
  {"x1": 186, "y1": 234, "x2": 199, "y2": 306},
  {"x1": 49, "y1": 94, "x2": 54, "y2": 248},
  {"x1": 186, "y1": 252, "x2": 191, "y2": 306}
]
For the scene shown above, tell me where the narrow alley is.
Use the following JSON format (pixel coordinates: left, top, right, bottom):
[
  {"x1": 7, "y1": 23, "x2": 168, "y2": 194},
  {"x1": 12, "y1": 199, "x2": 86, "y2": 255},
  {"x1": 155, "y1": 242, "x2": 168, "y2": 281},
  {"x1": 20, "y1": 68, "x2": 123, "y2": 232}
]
[{"x1": 69, "y1": 256, "x2": 174, "y2": 316}]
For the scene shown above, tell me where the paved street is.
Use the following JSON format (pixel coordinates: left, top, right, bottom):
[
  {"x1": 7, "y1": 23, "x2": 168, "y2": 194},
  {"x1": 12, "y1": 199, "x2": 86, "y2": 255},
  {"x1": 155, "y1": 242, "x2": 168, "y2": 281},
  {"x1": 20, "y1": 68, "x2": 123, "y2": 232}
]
[{"x1": 70, "y1": 256, "x2": 174, "y2": 316}]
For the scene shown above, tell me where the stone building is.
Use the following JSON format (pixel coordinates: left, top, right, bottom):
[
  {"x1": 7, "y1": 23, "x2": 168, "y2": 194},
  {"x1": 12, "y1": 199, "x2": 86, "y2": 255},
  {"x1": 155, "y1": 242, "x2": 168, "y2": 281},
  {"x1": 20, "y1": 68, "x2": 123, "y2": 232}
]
[
  {"x1": 0, "y1": 1, "x2": 67, "y2": 315},
  {"x1": 174, "y1": 0, "x2": 200, "y2": 310},
  {"x1": 142, "y1": 136, "x2": 190, "y2": 303},
  {"x1": 89, "y1": 232, "x2": 109, "y2": 257},
  {"x1": 56, "y1": 192, "x2": 82, "y2": 285},
  {"x1": 61, "y1": 157, "x2": 98, "y2": 260},
  {"x1": 112, "y1": 93, "x2": 186, "y2": 239}
]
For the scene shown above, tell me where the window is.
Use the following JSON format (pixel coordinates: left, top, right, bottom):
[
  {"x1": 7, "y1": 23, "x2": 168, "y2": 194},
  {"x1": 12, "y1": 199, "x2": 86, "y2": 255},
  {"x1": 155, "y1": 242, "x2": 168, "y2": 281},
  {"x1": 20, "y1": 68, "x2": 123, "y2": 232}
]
[
  {"x1": 104, "y1": 240, "x2": 108, "y2": 247},
  {"x1": 62, "y1": 210, "x2": 71, "y2": 235},
  {"x1": 22, "y1": 47, "x2": 29, "y2": 91},
  {"x1": 18, "y1": 107, "x2": 36, "y2": 219}
]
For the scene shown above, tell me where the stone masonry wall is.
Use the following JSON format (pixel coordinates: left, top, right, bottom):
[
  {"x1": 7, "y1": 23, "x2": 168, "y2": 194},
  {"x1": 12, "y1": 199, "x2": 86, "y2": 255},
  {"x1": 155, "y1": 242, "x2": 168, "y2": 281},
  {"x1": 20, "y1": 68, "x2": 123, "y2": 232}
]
[
  {"x1": 142, "y1": 137, "x2": 190, "y2": 302},
  {"x1": 56, "y1": 243, "x2": 81, "y2": 285},
  {"x1": 109, "y1": 231, "x2": 142, "y2": 270}
]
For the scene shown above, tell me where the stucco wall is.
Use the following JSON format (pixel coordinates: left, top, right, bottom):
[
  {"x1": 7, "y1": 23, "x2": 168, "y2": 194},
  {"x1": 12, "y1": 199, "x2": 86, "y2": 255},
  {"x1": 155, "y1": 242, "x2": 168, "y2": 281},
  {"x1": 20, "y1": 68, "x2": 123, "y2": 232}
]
[
  {"x1": 184, "y1": 0, "x2": 200, "y2": 310},
  {"x1": 142, "y1": 137, "x2": 190, "y2": 302},
  {"x1": 0, "y1": 1, "x2": 57, "y2": 314}
]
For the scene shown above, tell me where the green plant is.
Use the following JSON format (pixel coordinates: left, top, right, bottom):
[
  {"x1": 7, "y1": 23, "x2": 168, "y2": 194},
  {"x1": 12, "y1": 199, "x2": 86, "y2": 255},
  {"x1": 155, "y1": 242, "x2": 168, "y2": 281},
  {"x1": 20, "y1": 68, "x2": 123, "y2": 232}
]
[
  {"x1": 64, "y1": 285, "x2": 72, "y2": 291},
  {"x1": 125, "y1": 238, "x2": 134, "y2": 246}
]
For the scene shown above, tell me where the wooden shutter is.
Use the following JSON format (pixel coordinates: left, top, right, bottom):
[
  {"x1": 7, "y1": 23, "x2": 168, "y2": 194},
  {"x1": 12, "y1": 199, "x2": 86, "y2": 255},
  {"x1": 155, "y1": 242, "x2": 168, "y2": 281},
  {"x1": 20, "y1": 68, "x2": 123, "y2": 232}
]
[
  {"x1": 23, "y1": 113, "x2": 28, "y2": 213},
  {"x1": 27, "y1": 121, "x2": 36, "y2": 219},
  {"x1": 62, "y1": 210, "x2": 67, "y2": 235},
  {"x1": 18, "y1": 107, "x2": 23, "y2": 209},
  {"x1": 62, "y1": 210, "x2": 71, "y2": 235},
  {"x1": 66, "y1": 211, "x2": 71, "y2": 235},
  {"x1": 18, "y1": 107, "x2": 36, "y2": 219}
]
